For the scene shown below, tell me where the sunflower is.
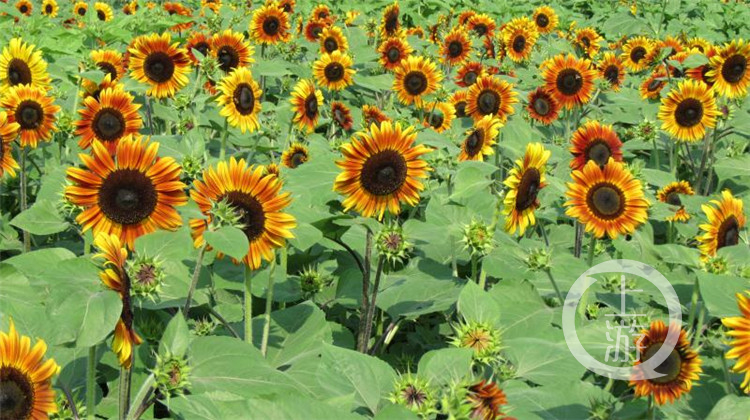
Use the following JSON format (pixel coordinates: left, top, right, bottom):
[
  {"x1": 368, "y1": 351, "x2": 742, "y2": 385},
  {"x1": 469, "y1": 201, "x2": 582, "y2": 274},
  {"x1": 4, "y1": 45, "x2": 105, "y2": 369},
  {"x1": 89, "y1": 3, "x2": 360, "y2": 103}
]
[
  {"x1": 574, "y1": 27, "x2": 602, "y2": 58},
  {"x1": 128, "y1": 33, "x2": 191, "y2": 98},
  {"x1": 687, "y1": 37, "x2": 712, "y2": 55},
  {"x1": 251, "y1": 4, "x2": 292, "y2": 45},
  {"x1": 216, "y1": 67, "x2": 262, "y2": 134},
  {"x1": 211, "y1": 30, "x2": 254, "y2": 73},
  {"x1": 696, "y1": 189, "x2": 746, "y2": 259},
  {"x1": 281, "y1": 142, "x2": 309, "y2": 169},
  {"x1": 362, "y1": 104, "x2": 390, "y2": 127},
  {"x1": 657, "y1": 181, "x2": 694, "y2": 222},
  {"x1": 686, "y1": 50, "x2": 716, "y2": 87},
  {"x1": 527, "y1": 87, "x2": 560, "y2": 125},
  {"x1": 201, "y1": 0, "x2": 221, "y2": 13},
  {"x1": 163, "y1": 2, "x2": 193, "y2": 32},
  {"x1": 91, "y1": 49, "x2": 125, "y2": 81},
  {"x1": 313, "y1": 51, "x2": 355, "y2": 91},
  {"x1": 621, "y1": 36, "x2": 654, "y2": 73},
  {"x1": 455, "y1": 61, "x2": 485, "y2": 88},
  {"x1": 503, "y1": 20, "x2": 539, "y2": 63},
  {"x1": 533, "y1": 6, "x2": 558, "y2": 34},
  {"x1": 0, "y1": 320, "x2": 59, "y2": 420},
  {"x1": 190, "y1": 157, "x2": 296, "y2": 269},
  {"x1": 278, "y1": 0, "x2": 295, "y2": 14},
  {"x1": 80, "y1": 74, "x2": 122, "y2": 101},
  {"x1": 380, "y1": 2, "x2": 402, "y2": 38},
  {"x1": 450, "y1": 90, "x2": 469, "y2": 118},
  {"x1": 422, "y1": 101, "x2": 455, "y2": 133},
  {"x1": 330, "y1": 101, "x2": 353, "y2": 131},
  {"x1": 458, "y1": 115, "x2": 501, "y2": 162},
  {"x1": 503, "y1": 142, "x2": 550, "y2": 235},
  {"x1": 41, "y1": 0, "x2": 58, "y2": 16},
  {"x1": 378, "y1": 37, "x2": 413, "y2": 71},
  {"x1": 542, "y1": 54, "x2": 597, "y2": 109},
  {"x1": 465, "y1": 75, "x2": 518, "y2": 122},
  {"x1": 658, "y1": 79, "x2": 719, "y2": 143},
  {"x1": 598, "y1": 52, "x2": 626, "y2": 91},
  {"x1": 1, "y1": 84, "x2": 59, "y2": 149},
  {"x1": 185, "y1": 32, "x2": 211, "y2": 64},
  {"x1": 569, "y1": 120, "x2": 623, "y2": 171},
  {"x1": 94, "y1": 2, "x2": 113, "y2": 21},
  {"x1": 65, "y1": 136, "x2": 188, "y2": 248},
  {"x1": 440, "y1": 28, "x2": 472, "y2": 66},
  {"x1": 630, "y1": 321, "x2": 702, "y2": 405},
  {"x1": 723, "y1": 291, "x2": 750, "y2": 393},
  {"x1": 656, "y1": 36, "x2": 684, "y2": 59},
  {"x1": 16, "y1": 0, "x2": 32, "y2": 16},
  {"x1": 640, "y1": 69, "x2": 669, "y2": 100},
  {"x1": 304, "y1": 19, "x2": 330, "y2": 42},
  {"x1": 565, "y1": 159, "x2": 649, "y2": 239},
  {"x1": 311, "y1": 4, "x2": 331, "y2": 21},
  {"x1": 334, "y1": 121, "x2": 430, "y2": 220},
  {"x1": 0, "y1": 38, "x2": 51, "y2": 93},
  {"x1": 75, "y1": 87, "x2": 142, "y2": 154},
  {"x1": 289, "y1": 79, "x2": 323, "y2": 133},
  {"x1": 467, "y1": 14, "x2": 496, "y2": 38},
  {"x1": 392, "y1": 55, "x2": 442, "y2": 105},
  {"x1": 319, "y1": 26, "x2": 349, "y2": 54},
  {"x1": 707, "y1": 39, "x2": 750, "y2": 99},
  {"x1": 466, "y1": 380, "x2": 508, "y2": 420},
  {"x1": 0, "y1": 111, "x2": 20, "y2": 178},
  {"x1": 73, "y1": 1, "x2": 87, "y2": 17}
]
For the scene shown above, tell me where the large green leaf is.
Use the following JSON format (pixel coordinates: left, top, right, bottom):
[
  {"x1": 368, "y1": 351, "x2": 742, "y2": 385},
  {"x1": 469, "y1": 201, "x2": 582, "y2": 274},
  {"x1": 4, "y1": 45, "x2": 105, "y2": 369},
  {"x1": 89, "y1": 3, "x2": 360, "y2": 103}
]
[
  {"x1": 10, "y1": 200, "x2": 69, "y2": 235},
  {"x1": 417, "y1": 348, "x2": 474, "y2": 387},
  {"x1": 203, "y1": 226, "x2": 250, "y2": 261}
]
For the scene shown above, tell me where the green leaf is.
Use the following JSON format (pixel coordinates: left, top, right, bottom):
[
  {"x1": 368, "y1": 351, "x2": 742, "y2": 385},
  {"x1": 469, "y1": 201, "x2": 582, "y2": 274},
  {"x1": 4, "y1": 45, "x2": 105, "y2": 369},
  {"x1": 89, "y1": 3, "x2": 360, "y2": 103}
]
[
  {"x1": 504, "y1": 338, "x2": 587, "y2": 386},
  {"x1": 698, "y1": 272, "x2": 749, "y2": 318},
  {"x1": 159, "y1": 314, "x2": 190, "y2": 357},
  {"x1": 10, "y1": 200, "x2": 69, "y2": 235},
  {"x1": 705, "y1": 395, "x2": 750, "y2": 420},
  {"x1": 417, "y1": 348, "x2": 474, "y2": 387},
  {"x1": 456, "y1": 281, "x2": 501, "y2": 326},
  {"x1": 203, "y1": 226, "x2": 249, "y2": 261}
]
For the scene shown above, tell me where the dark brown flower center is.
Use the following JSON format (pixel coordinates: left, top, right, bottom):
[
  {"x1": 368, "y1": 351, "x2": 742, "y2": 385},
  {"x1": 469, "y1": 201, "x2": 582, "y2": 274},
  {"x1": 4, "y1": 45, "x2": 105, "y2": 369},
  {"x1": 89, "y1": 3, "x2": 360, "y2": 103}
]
[
  {"x1": 223, "y1": 191, "x2": 266, "y2": 242},
  {"x1": 722, "y1": 54, "x2": 747, "y2": 84},
  {"x1": 77, "y1": 6, "x2": 86, "y2": 16},
  {"x1": 674, "y1": 98, "x2": 703, "y2": 128},
  {"x1": 581, "y1": 36, "x2": 590, "y2": 48},
  {"x1": 98, "y1": 169, "x2": 158, "y2": 225},
  {"x1": 665, "y1": 191, "x2": 682, "y2": 206},
  {"x1": 333, "y1": 107, "x2": 348, "y2": 126},
  {"x1": 448, "y1": 40, "x2": 463, "y2": 58},
  {"x1": 193, "y1": 42, "x2": 209, "y2": 58},
  {"x1": 536, "y1": 14, "x2": 549, "y2": 28},
  {"x1": 16, "y1": 100, "x2": 43, "y2": 130},
  {"x1": 135, "y1": 264, "x2": 157, "y2": 286},
  {"x1": 304, "y1": 94, "x2": 318, "y2": 118},
  {"x1": 428, "y1": 112, "x2": 444, "y2": 129},
  {"x1": 360, "y1": 149, "x2": 407, "y2": 196},
  {"x1": 477, "y1": 90, "x2": 500, "y2": 115},
  {"x1": 643, "y1": 343, "x2": 683, "y2": 384},
  {"x1": 515, "y1": 168, "x2": 541, "y2": 211},
  {"x1": 324, "y1": 62, "x2": 344, "y2": 82},
  {"x1": 587, "y1": 183, "x2": 625, "y2": 220},
  {"x1": 233, "y1": 84, "x2": 256, "y2": 115},
  {"x1": 98, "y1": 62, "x2": 118, "y2": 80},
  {"x1": 263, "y1": 16, "x2": 280, "y2": 36},
  {"x1": 717, "y1": 216, "x2": 740, "y2": 249},
  {"x1": 401, "y1": 385, "x2": 426, "y2": 407},
  {"x1": 630, "y1": 46, "x2": 646, "y2": 63},
  {"x1": 556, "y1": 68, "x2": 583, "y2": 95},
  {"x1": 532, "y1": 96, "x2": 551, "y2": 116},
  {"x1": 310, "y1": 25, "x2": 323, "y2": 39},
  {"x1": 290, "y1": 151, "x2": 307, "y2": 167},
  {"x1": 0, "y1": 367, "x2": 34, "y2": 420},
  {"x1": 144, "y1": 52, "x2": 175, "y2": 83},
  {"x1": 604, "y1": 65, "x2": 619, "y2": 84},
  {"x1": 455, "y1": 101, "x2": 467, "y2": 117},
  {"x1": 473, "y1": 24, "x2": 487, "y2": 36},
  {"x1": 217, "y1": 46, "x2": 240, "y2": 72},
  {"x1": 93, "y1": 108, "x2": 126, "y2": 141},
  {"x1": 404, "y1": 71, "x2": 428, "y2": 96},
  {"x1": 45, "y1": 4, "x2": 52, "y2": 13},
  {"x1": 7, "y1": 59, "x2": 32, "y2": 86},
  {"x1": 647, "y1": 77, "x2": 664, "y2": 92},
  {"x1": 386, "y1": 46, "x2": 401, "y2": 63},
  {"x1": 324, "y1": 37, "x2": 338, "y2": 53},
  {"x1": 586, "y1": 140, "x2": 611, "y2": 166},
  {"x1": 512, "y1": 35, "x2": 526, "y2": 53},
  {"x1": 463, "y1": 70, "x2": 478, "y2": 86},
  {"x1": 97, "y1": 9, "x2": 106, "y2": 20},
  {"x1": 464, "y1": 128, "x2": 484, "y2": 156},
  {"x1": 384, "y1": 11, "x2": 399, "y2": 34},
  {"x1": 19, "y1": 4, "x2": 28, "y2": 13}
]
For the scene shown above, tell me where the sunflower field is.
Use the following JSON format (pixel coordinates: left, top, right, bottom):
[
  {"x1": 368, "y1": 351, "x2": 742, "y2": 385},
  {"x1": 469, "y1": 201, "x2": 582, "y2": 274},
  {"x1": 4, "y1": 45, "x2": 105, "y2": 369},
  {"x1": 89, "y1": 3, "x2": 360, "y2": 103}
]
[{"x1": 1, "y1": 0, "x2": 750, "y2": 419}]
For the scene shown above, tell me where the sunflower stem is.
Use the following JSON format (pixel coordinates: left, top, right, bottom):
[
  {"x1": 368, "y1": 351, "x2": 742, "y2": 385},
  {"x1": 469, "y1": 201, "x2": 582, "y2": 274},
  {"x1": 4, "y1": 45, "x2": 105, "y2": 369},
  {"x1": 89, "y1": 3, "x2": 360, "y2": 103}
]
[
  {"x1": 652, "y1": 135, "x2": 660, "y2": 169},
  {"x1": 118, "y1": 365, "x2": 132, "y2": 420},
  {"x1": 695, "y1": 131, "x2": 713, "y2": 195},
  {"x1": 667, "y1": 221, "x2": 675, "y2": 244},
  {"x1": 86, "y1": 346, "x2": 97, "y2": 420},
  {"x1": 244, "y1": 265, "x2": 254, "y2": 344},
  {"x1": 692, "y1": 302, "x2": 705, "y2": 348},
  {"x1": 450, "y1": 234, "x2": 458, "y2": 278},
  {"x1": 478, "y1": 262, "x2": 487, "y2": 290},
  {"x1": 19, "y1": 147, "x2": 30, "y2": 252},
  {"x1": 544, "y1": 268, "x2": 564, "y2": 306},
  {"x1": 702, "y1": 127, "x2": 720, "y2": 195},
  {"x1": 356, "y1": 229, "x2": 373, "y2": 353},
  {"x1": 219, "y1": 119, "x2": 229, "y2": 160},
  {"x1": 470, "y1": 253, "x2": 479, "y2": 284},
  {"x1": 364, "y1": 255, "x2": 385, "y2": 353},
  {"x1": 587, "y1": 236, "x2": 597, "y2": 267},
  {"x1": 538, "y1": 218, "x2": 550, "y2": 248},
  {"x1": 182, "y1": 244, "x2": 207, "y2": 318},
  {"x1": 145, "y1": 96, "x2": 154, "y2": 135},
  {"x1": 574, "y1": 221, "x2": 584, "y2": 258},
  {"x1": 722, "y1": 350, "x2": 736, "y2": 395},
  {"x1": 686, "y1": 276, "x2": 700, "y2": 333},
  {"x1": 647, "y1": 394, "x2": 655, "y2": 420},
  {"x1": 261, "y1": 248, "x2": 279, "y2": 357}
]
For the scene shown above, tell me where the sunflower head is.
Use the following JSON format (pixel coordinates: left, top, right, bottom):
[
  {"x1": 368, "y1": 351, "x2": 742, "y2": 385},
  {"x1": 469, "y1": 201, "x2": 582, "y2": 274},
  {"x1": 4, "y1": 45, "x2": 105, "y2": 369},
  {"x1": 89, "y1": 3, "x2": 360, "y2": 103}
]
[
  {"x1": 380, "y1": 2, "x2": 401, "y2": 38},
  {"x1": 503, "y1": 17, "x2": 540, "y2": 63},
  {"x1": 697, "y1": 189, "x2": 746, "y2": 259},
  {"x1": 467, "y1": 14, "x2": 496, "y2": 38},
  {"x1": 186, "y1": 33, "x2": 211, "y2": 65},
  {"x1": 216, "y1": 66, "x2": 262, "y2": 134},
  {"x1": 569, "y1": 120, "x2": 624, "y2": 171},
  {"x1": 313, "y1": 50, "x2": 355, "y2": 91},
  {"x1": 527, "y1": 87, "x2": 560, "y2": 125},
  {"x1": 621, "y1": 36, "x2": 654, "y2": 73},
  {"x1": 465, "y1": 75, "x2": 518, "y2": 122},
  {"x1": 1, "y1": 84, "x2": 60, "y2": 149},
  {"x1": 707, "y1": 39, "x2": 750, "y2": 99},
  {"x1": 574, "y1": 27, "x2": 603, "y2": 58},
  {"x1": 458, "y1": 115, "x2": 501, "y2": 162},
  {"x1": 378, "y1": 36, "x2": 413, "y2": 71},
  {"x1": 75, "y1": 87, "x2": 143, "y2": 154},
  {"x1": 210, "y1": 30, "x2": 254, "y2": 73},
  {"x1": 319, "y1": 26, "x2": 349, "y2": 54},
  {"x1": 393, "y1": 55, "x2": 443, "y2": 105},
  {"x1": 640, "y1": 69, "x2": 669, "y2": 100},
  {"x1": 290, "y1": 79, "x2": 323, "y2": 133},
  {"x1": 658, "y1": 79, "x2": 719, "y2": 143},
  {"x1": 450, "y1": 320, "x2": 502, "y2": 364},
  {"x1": 129, "y1": 33, "x2": 192, "y2": 98},
  {"x1": 657, "y1": 181, "x2": 694, "y2": 222},
  {"x1": 503, "y1": 142, "x2": 551, "y2": 236},
  {"x1": 0, "y1": 38, "x2": 51, "y2": 93},
  {"x1": 330, "y1": 101, "x2": 353, "y2": 131},
  {"x1": 533, "y1": 6, "x2": 558, "y2": 33},
  {"x1": 440, "y1": 28, "x2": 472, "y2": 66},
  {"x1": 251, "y1": 4, "x2": 292, "y2": 45},
  {"x1": 542, "y1": 54, "x2": 597, "y2": 109},
  {"x1": 598, "y1": 52, "x2": 626, "y2": 91},
  {"x1": 0, "y1": 111, "x2": 20, "y2": 178},
  {"x1": 466, "y1": 380, "x2": 508, "y2": 420},
  {"x1": 362, "y1": 104, "x2": 390, "y2": 127},
  {"x1": 95, "y1": 2, "x2": 114, "y2": 21},
  {"x1": 389, "y1": 374, "x2": 438, "y2": 417},
  {"x1": 450, "y1": 90, "x2": 469, "y2": 118},
  {"x1": 455, "y1": 61, "x2": 485, "y2": 88},
  {"x1": 722, "y1": 291, "x2": 750, "y2": 393},
  {"x1": 281, "y1": 143, "x2": 309, "y2": 169},
  {"x1": 422, "y1": 101, "x2": 456, "y2": 133},
  {"x1": 41, "y1": 0, "x2": 59, "y2": 17}
]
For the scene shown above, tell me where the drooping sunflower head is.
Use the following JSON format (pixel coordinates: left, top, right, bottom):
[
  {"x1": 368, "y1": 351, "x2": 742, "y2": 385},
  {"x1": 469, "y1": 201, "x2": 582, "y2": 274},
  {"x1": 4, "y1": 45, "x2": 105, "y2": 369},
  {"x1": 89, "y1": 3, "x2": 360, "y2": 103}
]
[
  {"x1": 380, "y1": 2, "x2": 401, "y2": 38},
  {"x1": 527, "y1": 87, "x2": 560, "y2": 125},
  {"x1": 0, "y1": 38, "x2": 51, "y2": 93},
  {"x1": 313, "y1": 50, "x2": 356, "y2": 91},
  {"x1": 251, "y1": 4, "x2": 292, "y2": 45},
  {"x1": 598, "y1": 52, "x2": 626, "y2": 91},
  {"x1": 0, "y1": 320, "x2": 60, "y2": 420},
  {"x1": 210, "y1": 29, "x2": 254, "y2": 73},
  {"x1": 334, "y1": 121, "x2": 431, "y2": 220},
  {"x1": 190, "y1": 157, "x2": 296, "y2": 269},
  {"x1": 73, "y1": 1, "x2": 88, "y2": 17},
  {"x1": 450, "y1": 90, "x2": 469, "y2": 118},
  {"x1": 75, "y1": 87, "x2": 143, "y2": 154},
  {"x1": 722, "y1": 291, "x2": 750, "y2": 394},
  {"x1": 440, "y1": 28, "x2": 472, "y2": 66},
  {"x1": 216, "y1": 66, "x2": 262, "y2": 134},
  {"x1": 465, "y1": 75, "x2": 518, "y2": 122},
  {"x1": 94, "y1": 2, "x2": 114, "y2": 21},
  {"x1": 455, "y1": 61, "x2": 485, "y2": 88},
  {"x1": 378, "y1": 36, "x2": 413, "y2": 71},
  {"x1": 41, "y1": 0, "x2": 59, "y2": 17},
  {"x1": 466, "y1": 380, "x2": 508, "y2": 420},
  {"x1": 0, "y1": 111, "x2": 20, "y2": 178},
  {"x1": 658, "y1": 79, "x2": 719, "y2": 142},
  {"x1": 630, "y1": 321, "x2": 702, "y2": 405},
  {"x1": 542, "y1": 53, "x2": 597, "y2": 109},
  {"x1": 565, "y1": 159, "x2": 649, "y2": 239},
  {"x1": 91, "y1": 49, "x2": 126, "y2": 82},
  {"x1": 657, "y1": 180, "x2": 694, "y2": 222},
  {"x1": 569, "y1": 120, "x2": 624, "y2": 170},
  {"x1": 707, "y1": 39, "x2": 750, "y2": 99},
  {"x1": 186, "y1": 32, "x2": 211, "y2": 65},
  {"x1": 421, "y1": 101, "x2": 455, "y2": 133},
  {"x1": 503, "y1": 142, "x2": 551, "y2": 235},
  {"x1": 281, "y1": 142, "x2": 309, "y2": 169},
  {"x1": 574, "y1": 27, "x2": 603, "y2": 58},
  {"x1": 640, "y1": 69, "x2": 669, "y2": 100},
  {"x1": 458, "y1": 115, "x2": 501, "y2": 162},
  {"x1": 319, "y1": 26, "x2": 349, "y2": 54},
  {"x1": 362, "y1": 104, "x2": 390, "y2": 127},
  {"x1": 290, "y1": 79, "x2": 324, "y2": 133},
  {"x1": 330, "y1": 101, "x2": 353, "y2": 131},
  {"x1": 532, "y1": 6, "x2": 558, "y2": 34},
  {"x1": 467, "y1": 13, "x2": 496, "y2": 38},
  {"x1": 621, "y1": 36, "x2": 654, "y2": 73},
  {"x1": 1, "y1": 84, "x2": 60, "y2": 149},
  {"x1": 65, "y1": 136, "x2": 188, "y2": 248},
  {"x1": 128, "y1": 33, "x2": 191, "y2": 98},
  {"x1": 503, "y1": 17, "x2": 540, "y2": 63},
  {"x1": 697, "y1": 189, "x2": 746, "y2": 259},
  {"x1": 392, "y1": 55, "x2": 442, "y2": 105}
]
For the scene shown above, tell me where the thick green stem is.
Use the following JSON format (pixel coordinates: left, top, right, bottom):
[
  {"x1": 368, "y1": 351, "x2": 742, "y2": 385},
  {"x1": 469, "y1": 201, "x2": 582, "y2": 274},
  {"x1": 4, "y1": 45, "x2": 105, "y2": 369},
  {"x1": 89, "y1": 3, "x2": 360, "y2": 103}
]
[
  {"x1": 587, "y1": 236, "x2": 597, "y2": 267},
  {"x1": 356, "y1": 230, "x2": 373, "y2": 353},
  {"x1": 86, "y1": 346, "x2": 96, "y2": 420},
  {"x1": 244, "y1": 266, "x2": 253, "y2": 344},
  {"x1": 118, "y1": 365, "x2": 132, "y2": 420},
  {"x1": 363, "y1": 256, "x2": 385, "y2": 353},
  {"x1": 574, "y1": 222, "x2": 584, "y2": 258},
  {"x1": 544, "y1": 268, "x2": 564, "y2": 305},
  {"x1": 19, "y1": 147, "x2": 30, "y2": 252},
  {"x1": 722, "y1": 351, "x2": 736, "y2": 395},
  {"x1": 470, "y1": 253, "x2": 479, "y2": 284},
  {"x1": 219, "y1": 119, "x2": 229, "y2": 160},
  {"x1": 126, "y1": 374, "x2": 155, "y2": 420},
  {"x1": 478, "y1": 262, "x2": 486, "y2": 290},
  {"x1": 686, "y1": 276, "x2": 700, "y2": 333},
  {"x1": 647, "y1": 394, "x2": 655, "y2": 420},
  {"x1": 261, "y1": 249, "x2": 279, "y2": 357},
  {"x1": 652, "y1": 136, "x2": 660, "y2": 169},
  {"x1": 182, "y1": 244, "x2": 207, "y2": 318}
]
